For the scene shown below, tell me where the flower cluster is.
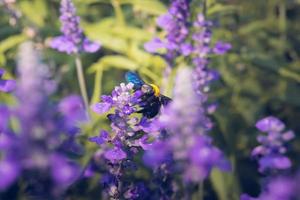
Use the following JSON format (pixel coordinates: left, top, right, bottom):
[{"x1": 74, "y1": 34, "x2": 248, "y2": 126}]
[
  {"x1": 241, "y1": 176, "x2": 298, "y2": 200},
  {"x1": 50, "y1": 0, "x2": 100, "y2": 54},
  {"x1": 241, "y1": 116, "x2": 296, "y2": 200},
  {"x1": 0, "y1": 68, "x2": 15, "y2": 93},
  {"x1": 0, "y1": 42, "x2": 82, "y2": 197},
  {"x1": 90, "y1": 83, "x2": 157, "y2": 199},
  {"x1": 144, "y1": 0, "x2": 190, "y2": 65},
  {"x1": 144, "y1": 68, "x2": 231, "y2": 183},
  {"x1": 252, "y1": 116, "x2": 294, "y2": 173}
]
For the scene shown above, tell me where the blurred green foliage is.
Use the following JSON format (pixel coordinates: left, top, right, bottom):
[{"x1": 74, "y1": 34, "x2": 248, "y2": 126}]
[{"x1": 0, "y1": 0, "x2": 300, "y2": 199}]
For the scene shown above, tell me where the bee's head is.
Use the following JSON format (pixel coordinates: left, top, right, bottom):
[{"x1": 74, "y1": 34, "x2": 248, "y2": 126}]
[
  {"x1": 141, "y1": 84, "x2": 154, "y2": 94},
  {"x1": 141, "y1": 84, "x2": 160, "y2": 97}
]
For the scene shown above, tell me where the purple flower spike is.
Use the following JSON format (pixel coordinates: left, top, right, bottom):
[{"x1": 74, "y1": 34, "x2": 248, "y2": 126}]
[
  {"x1": 148, "y1": 68, "x2": 231, "y2": 182},
  {"x1": 104, "y1": 147, "x2": 127, "y2": 163},
  {"x1": 252, "y1": 116, "x2": 294, "y2": 173},
  {"x1": 0, "y1": 42, "x2": 83, "y2": 193},
  {"x1": 213, "y1": 41, "x2": 232, "y2": 55},
  {"x1": 50, "y1": 0, "x2": 100, "y2": 54},
  {"x1": 241, "y1": 176, "x2": 297, "y2": 200},
  {"x1": 145, "y1": 0, "x2": 190, "y2": 64},
  {"x1": 0, "y1": 68, "x2": 16, "y2": 93},
  {"x1": 255, "y1": 116, "x2": 285, "y2": 132}
]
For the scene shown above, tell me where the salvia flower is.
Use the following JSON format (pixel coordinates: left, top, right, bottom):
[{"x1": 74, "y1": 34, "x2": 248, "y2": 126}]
[
  {"x1": 0, "y1": 42, "x2": 81, "y2": 196},
  {"x1": 0, "y1": 68, "x2": 16, "y2": 92},
  {"x1": 252, "y1": 116, "x2": 294, "y2": 173},
  {"x1": 191, "y1": 14, "x2": 230, "y2": 94},
  {"x1": 90, "y1": 82, "x2": 158, "y2": 198},
  {"x1": 90, "y1": 82, "x2": 154, "y2": 162},
  {"x1": 241, "y1": 176, "x2": 298, "y2": 200},
  {"x1": 144, "y1": 0, "x2": 191, "y2": 64},
  {"x1": 50, "y1": 0, "x2": 100, "y2": 54},
  {"x1": 144, "y1": 68, "x2": 231, "y2": 182}
]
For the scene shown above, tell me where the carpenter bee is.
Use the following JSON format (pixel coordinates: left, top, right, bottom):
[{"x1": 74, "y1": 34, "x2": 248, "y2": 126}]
[{"x1": 125, "y1": 71, "x2": 172, "y2": 118}]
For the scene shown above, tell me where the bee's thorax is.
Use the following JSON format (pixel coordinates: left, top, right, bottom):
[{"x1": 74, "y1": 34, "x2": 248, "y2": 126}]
[{"x1": 149, "y1": 84, "x2": 160, "y2": 97}]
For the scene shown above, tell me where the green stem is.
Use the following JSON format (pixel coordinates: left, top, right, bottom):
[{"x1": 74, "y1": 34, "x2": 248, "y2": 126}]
[
  {"x1": 203, "y1": 0, "x2": 207, "y2": 16},
  {"x1": 111, "y1": 0, "x2": 125, "y2": 26},
  {"x1": 278, "y1": 0, "x2": 286, "y2": 49},
  {"x1": 75, "y1": 55, "x2": 90, "y2": 117}
]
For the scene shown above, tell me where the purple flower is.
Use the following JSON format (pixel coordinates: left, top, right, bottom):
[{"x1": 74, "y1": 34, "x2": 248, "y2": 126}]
[
  {"x1": 59, "y1": 95, "x2": 87, "y2": 124},
  {"x1": 50, "y1": 0, "x2": 100, "y2": 54},
  {"x1": 0, "y1": 106, "x2": 9, "y2": 132},
  {"x1": 0, "y1": 68, "x2": 16, "y2": 92},
  {"x1": 0, "y1": 159, "x2": 20, "y2": 191},
  {"x1": 89, "y1": 130, "x2": 109, "y2": 145},
  {"x1": 144, "y1": 38, "x2": 165, "y2": 53},
  {"x1": 51, "y1": 154, "x2": 80, "y2": 186},
  {"x1": 104, "y1": 147, "x2": 127, "y2": 164},
  {"x1": 252, "y1": 116, "x2": 294, "y2": 173},
  {"x1": 145, "y1": 68, "x2": 230, "y2": 182},
  {"x1": 241, "y1": 176, "x2": 298, "y2": 200},
  {"x1": 0, "y1": 42, "x2": 81, "y2": 194},
  {"x1": 143, "y1": 141, "x2": 171, "y2": 168},
  {"x1": 255, "y1": 116, "x2": 285, "y2": 132},
  {"x1": 213, "y1": 41, "x2": 232, "y2": 55},
  {"x1": 90, "y1": 81, "x2": 163, "y2": 198},
  {"x1": 145, "y1": 0, "x2": 190, "y2": 64}
]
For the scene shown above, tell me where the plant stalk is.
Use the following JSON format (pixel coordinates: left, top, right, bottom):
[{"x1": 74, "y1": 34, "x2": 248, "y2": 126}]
[{"x1": 75, "y1": 55, "x2": 90, "y2": 117}]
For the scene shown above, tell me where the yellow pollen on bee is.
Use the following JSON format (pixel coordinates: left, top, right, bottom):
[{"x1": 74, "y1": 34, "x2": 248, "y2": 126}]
[{"x1": 149, "y1": 84, "x2": 160, "y2": 97}]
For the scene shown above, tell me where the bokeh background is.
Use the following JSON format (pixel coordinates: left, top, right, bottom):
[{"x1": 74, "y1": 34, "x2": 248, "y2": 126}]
[{"x1": 0, "y1": 0, "x2": 300, "y2": 199}]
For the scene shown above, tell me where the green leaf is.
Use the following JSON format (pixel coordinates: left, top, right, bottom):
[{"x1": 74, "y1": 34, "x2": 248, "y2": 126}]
[
  {"x1": 91, "y1": 66, "x2": 104, "y2": 104},
  {"x1": 19, "y1": 0, "x2": 48, "y2": 27},
  {"x1": 83, "y1": 19, "x2": 128, "y2": 53},
  {"x1": 0, "y1": 34, "x2": 27, "y2": 53},
  {"x1": 129, "y1": 0, "x2": 167, "y2": 15},
  {"x1": 88, "y1": 55, "x2": 138, "y2": 72},
  {"x1": 207, "y1": 4, "x2": 238, "y2": 16},
  {"x1": 238, "y1": 20, "x2": 268, "y2": 35},
  {"x1": 0, "y1": 53, "x2": 5, "y2": 66}
]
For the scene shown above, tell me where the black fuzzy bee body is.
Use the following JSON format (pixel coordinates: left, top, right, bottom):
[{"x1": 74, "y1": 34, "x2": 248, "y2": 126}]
[{"x1": 125, "y1": 72, "x2": 171, "y2": 118}]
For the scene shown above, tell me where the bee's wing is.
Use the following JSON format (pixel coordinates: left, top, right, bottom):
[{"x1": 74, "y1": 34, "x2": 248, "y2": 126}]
[
  {"x1": 125, "y1": 71, "x2": 145, "y2": 89},
  {"x1": 159, "y1": 95, "x2": 172, "y2": 106}
]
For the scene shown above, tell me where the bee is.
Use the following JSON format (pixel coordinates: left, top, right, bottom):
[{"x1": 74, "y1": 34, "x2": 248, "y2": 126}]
[{"x1": 125, "y1": 71, "x2": 171, "y2": 118}]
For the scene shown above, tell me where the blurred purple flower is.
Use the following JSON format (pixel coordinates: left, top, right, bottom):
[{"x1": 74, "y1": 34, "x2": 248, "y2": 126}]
[
  {"x1": 255, "y1": 116, "x2": 285, "y2": 133},
  {"x1": 143, "y1": 141, "x2": 171, "y2": 168},
  {"x1": 144, "y1": 38, "x2": 165, "y2": 53},
  {"x1": 0, "y1": 106, "x2": 9, "y2": 132},
  {"x1": 252, "y1": 116, "x2": 294, "y2": 173},
  {"x1": 241, "y1": 176, "x2": 298, "y2": 200},
  {"x1": 59, "y1": 95, "x2": 87, "y2": 130},
  {"x1": 51, "y1": 154, "x2": 80, "y2": 186},
  {"x1": 0, "y1": 42, "x2": 81, "y2": 194},
  {"x1": 213, "y1": 41, "x2": 232, "y2": 55},
  {"x1": 145, "y1": 68, "x2": 231, "y2": 182},
  {"x1": 50, "y1": 0, "x2": 100, "y2": 54},
  {"x1": 0, "y1": 68, "x2": 16, "y2": 92},
  {"x1": 0, "y1": 159, "x2": 20, "y2": 191}
]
